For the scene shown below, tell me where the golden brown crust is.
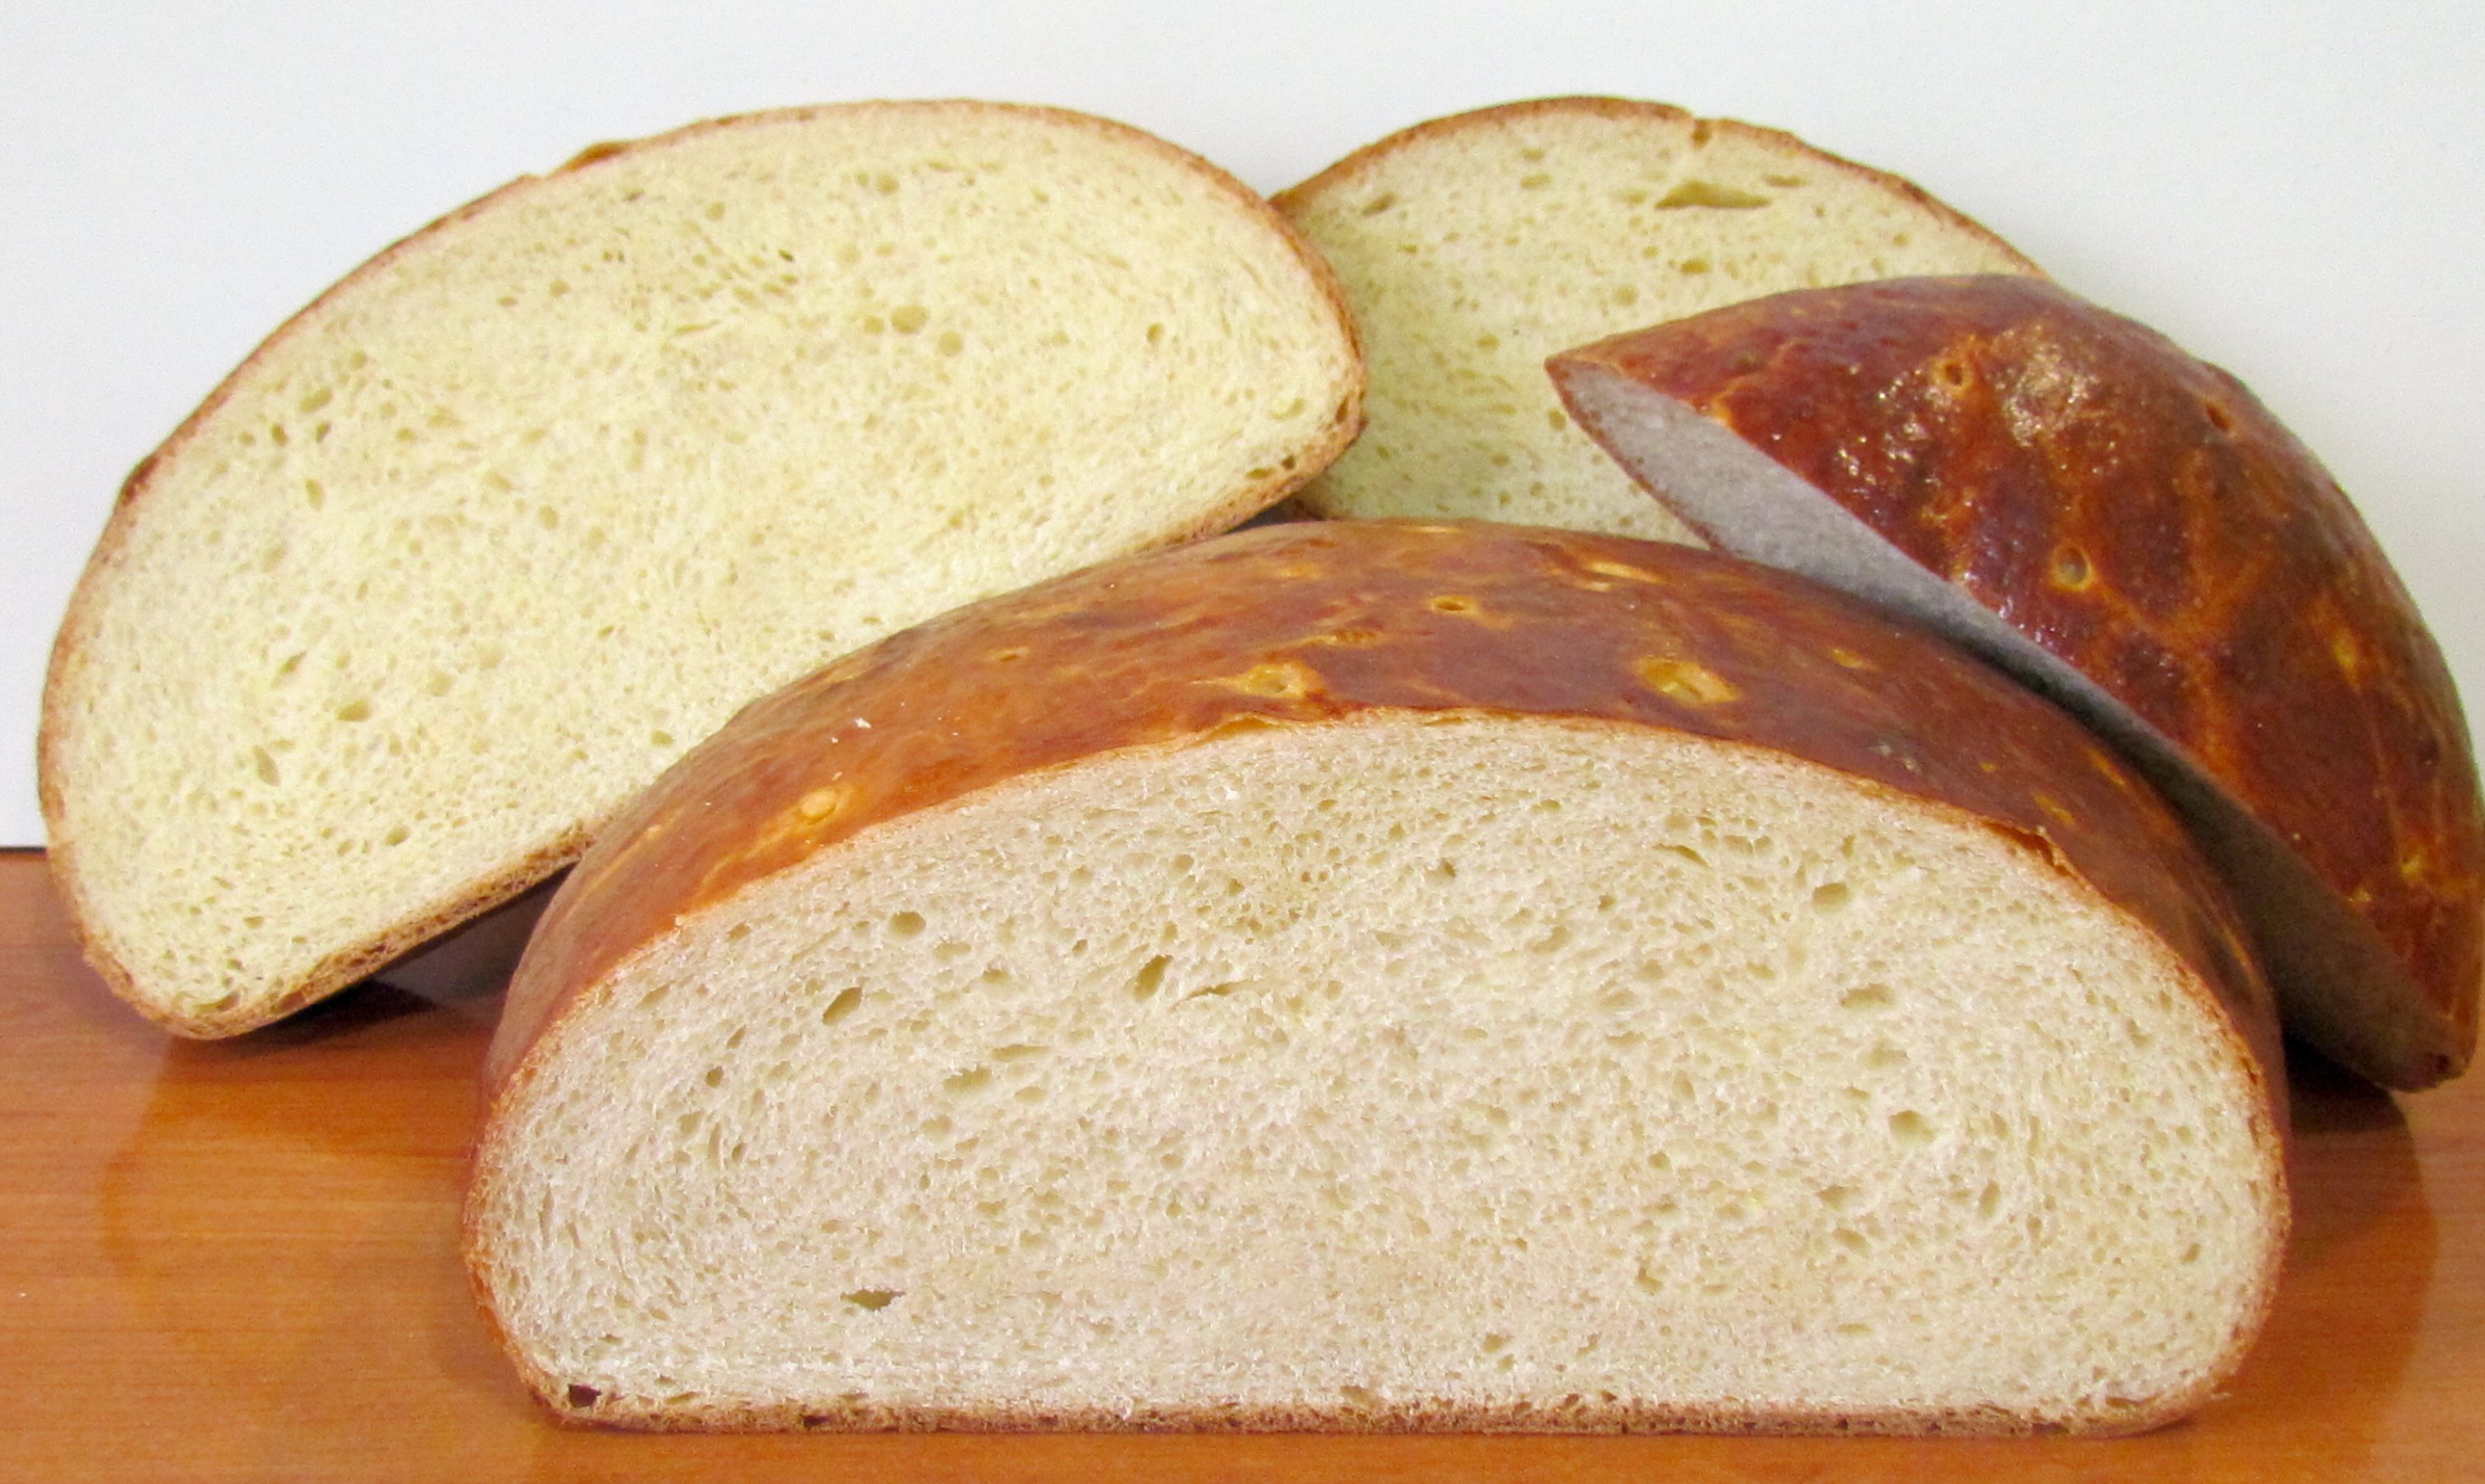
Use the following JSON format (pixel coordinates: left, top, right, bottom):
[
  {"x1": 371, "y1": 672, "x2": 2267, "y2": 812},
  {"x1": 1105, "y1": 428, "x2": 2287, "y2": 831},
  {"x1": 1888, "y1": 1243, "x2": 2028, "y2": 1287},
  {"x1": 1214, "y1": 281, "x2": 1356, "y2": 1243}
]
[
  {"x1": 1272, "y1": 95, "x2": 2039, "y2": 279},
  {"x1": 39, "y1": 100, "x2": 1361, "y2": 1038},
  {"x1": 484, "y1": 521, "x2": 2282, "y2": 1101},
  {"x1": 1554, "y1": 275, "x2": 2482, "y2": 1086},
  {"x1": 472, "y1": 521, "x2": 2286, "y2": 1435}
]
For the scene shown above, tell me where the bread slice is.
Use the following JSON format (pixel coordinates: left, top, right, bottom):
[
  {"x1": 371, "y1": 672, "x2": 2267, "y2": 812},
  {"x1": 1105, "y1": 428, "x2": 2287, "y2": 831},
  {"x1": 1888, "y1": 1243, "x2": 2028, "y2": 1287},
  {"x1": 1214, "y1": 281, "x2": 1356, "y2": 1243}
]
[
  {"x1": 467, "y1": 520, "x2": 2286, "y2": 1436},
  {"x1": 39, "y1": 101, "x2": 1363, "y2": 1037},
  {"x1": 1273, "y1": 97, "x2": 2036, "y2": 541},
  {"x1": 1550, "y1": 274, "x2": 2484, "y2": 1090}
]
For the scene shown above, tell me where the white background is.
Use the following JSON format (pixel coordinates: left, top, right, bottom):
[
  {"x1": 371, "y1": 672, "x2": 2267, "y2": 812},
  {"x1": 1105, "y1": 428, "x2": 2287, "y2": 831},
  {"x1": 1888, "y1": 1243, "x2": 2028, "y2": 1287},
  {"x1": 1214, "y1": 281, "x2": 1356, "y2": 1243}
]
[{"x1": 6, "y1": 1, "x2": 2479, "y2": 845}]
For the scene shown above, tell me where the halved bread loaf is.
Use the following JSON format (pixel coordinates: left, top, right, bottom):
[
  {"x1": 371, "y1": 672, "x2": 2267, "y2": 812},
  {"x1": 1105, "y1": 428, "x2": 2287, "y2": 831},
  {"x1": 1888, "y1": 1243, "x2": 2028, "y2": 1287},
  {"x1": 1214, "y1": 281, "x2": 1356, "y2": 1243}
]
[
  {"x1": 40, "y1": 101, "x2": 1362, "y2": 1037},
  {"x1": 1550, "y1": 274, "x2": 2483, "y2": 1089},
  {"x1": 467, "y1": 520, "x2": 2287, "y2": 1436},
  {"x1": 1273, "y1": 97, "x2": 2036, "y2": 540}
]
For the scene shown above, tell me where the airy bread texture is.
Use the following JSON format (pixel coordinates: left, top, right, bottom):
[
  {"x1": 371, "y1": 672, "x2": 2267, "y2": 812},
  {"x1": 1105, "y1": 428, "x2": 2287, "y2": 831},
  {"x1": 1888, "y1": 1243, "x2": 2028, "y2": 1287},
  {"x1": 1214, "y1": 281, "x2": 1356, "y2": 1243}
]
[
  {"x1": 1274, "y1": 97, "x2": 2035, "y2": 540},
  {"x1": 40, "y1": 101, "x2": 1362, "y2": 1037},
  {"x1": 1551, "y1": 274, "x2": 2483, "y2": 1089},
  {"x1": 468, "y1": 522, "x2": 2286, "y2": 1435}
]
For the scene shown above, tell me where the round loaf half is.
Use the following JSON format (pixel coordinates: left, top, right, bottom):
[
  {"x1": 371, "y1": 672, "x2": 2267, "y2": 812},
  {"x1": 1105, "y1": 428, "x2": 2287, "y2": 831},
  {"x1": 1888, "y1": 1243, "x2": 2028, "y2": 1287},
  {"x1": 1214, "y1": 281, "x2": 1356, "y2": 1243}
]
[
  {"x1": 1273, "y1": 96, "x2": 2038, "y2": 541},
  {"x1": 1550, "y1": 274, "x2": 2483, "y2": 1088},
  {"x1": 468, "y1": 520, "x2": 2286, "y2": 1436},
  {"x1": 40, "y1": 100, "x2": 1362, "y2": 1037}
]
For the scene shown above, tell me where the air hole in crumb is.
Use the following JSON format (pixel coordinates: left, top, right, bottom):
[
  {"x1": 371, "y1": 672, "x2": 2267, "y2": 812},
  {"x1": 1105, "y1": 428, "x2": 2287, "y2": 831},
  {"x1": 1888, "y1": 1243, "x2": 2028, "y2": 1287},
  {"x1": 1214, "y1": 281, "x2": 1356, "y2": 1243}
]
[
  {"x1": 1833, "y1": 1228, "x2": 1870, "y2": 1253},
  {"x1": 1811, "y1": 881, "x2": 1852, "y2": 914},
  {"x1": 1888, "y1": 1111, "x2": 1935, "y2": 1144},
  {"x1": 335, "y1": 700, "x2": 371, "y2": 723},
  {"x1": 822, "y1": 986, "x2": 863, "y2": 1025},
  {"x1": 1132, "y1": 954, "x2": 1171, "y2": 999},
  {"x1": 1656, "y1": 180, "x2": 1768, "y2": 209},
  {"x1": 382, "y1": 825, "x2": 409, "y2": 846},
  {"x1": 252, "y1": 747, "x2": 280, "y2": 785},
  {"x1": 888, "y1": 911, "x2": 926, "y2": 938},
  {"x1": 1817, "y1": 1184, "x2": 1859, "y2": 1212},
  {"x1": 1979, "y1": 1182, "x2": 2003, "y2": 1218},
  {"x1": 889, "y1": 305, "x2": 929, "y2": 334},
  {"x1": 1428, "y1": 859, "x2": 1458, "y2": 884},
  {"x1": 843, "y1": 1289, "x2": 900, "y2": 1310},
  {"x1": 703, "y1": 1065, "x2": 724, "y2": 1088},
  {"x1": 944, "y1": 1066, "x2": 992, "y2": 1095},
  {"x1": 1840, "y1": 984, "x2": 1895, "y2": 1011}
]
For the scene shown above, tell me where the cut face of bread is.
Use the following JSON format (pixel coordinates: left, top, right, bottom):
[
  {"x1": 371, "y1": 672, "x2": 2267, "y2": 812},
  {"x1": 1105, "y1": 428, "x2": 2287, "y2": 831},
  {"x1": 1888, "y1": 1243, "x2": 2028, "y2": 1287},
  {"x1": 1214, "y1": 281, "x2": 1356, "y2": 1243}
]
[
  {"x1": 40, "y1": 101, "x2": 1362, "y2": 1037},
  {"x1": 1274, "y1": 97, "x2": 2036, "y2": 540},
  {"x1": 468, "y1": 522, "x2": 2286, "y2": 1435},
  {"x1": 1551, "y1": 274, "x2": 2483, "y2": 1089}
]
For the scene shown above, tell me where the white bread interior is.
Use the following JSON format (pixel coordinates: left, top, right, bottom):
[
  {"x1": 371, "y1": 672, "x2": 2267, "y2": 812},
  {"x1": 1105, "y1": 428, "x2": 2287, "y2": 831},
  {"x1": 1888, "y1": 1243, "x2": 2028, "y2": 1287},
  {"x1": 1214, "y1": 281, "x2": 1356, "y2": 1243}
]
[
  {"x1": 1277, "y1": 99, "x2": 2035, "y2": 540},
  {"x1": 470, "y1": 713, "x2": 2283, "y2": 1435},
  {"x1": 40, "y1": 101, "x2": 1361, "y2": 1036}
]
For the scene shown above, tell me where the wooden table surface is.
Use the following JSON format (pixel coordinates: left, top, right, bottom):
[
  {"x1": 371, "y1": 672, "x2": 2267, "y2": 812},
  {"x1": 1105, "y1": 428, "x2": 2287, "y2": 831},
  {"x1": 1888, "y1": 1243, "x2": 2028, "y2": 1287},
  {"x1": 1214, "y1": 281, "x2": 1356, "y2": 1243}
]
[{"x1": 4, "y1": 850, "x2": 2478, "y2": 1482}]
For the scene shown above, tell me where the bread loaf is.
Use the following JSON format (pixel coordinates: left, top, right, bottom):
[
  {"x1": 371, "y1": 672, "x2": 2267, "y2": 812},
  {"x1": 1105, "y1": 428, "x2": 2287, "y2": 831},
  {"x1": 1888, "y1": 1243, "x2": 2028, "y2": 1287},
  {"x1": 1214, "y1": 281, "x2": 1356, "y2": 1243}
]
[
  {"x1": 467, "y1": 519, "x2": 2286, "y2": 1436},
  {"x1": 1273, "y1": 97, "x2": 2036, "y2": 540},
  {"x1": 1550, "y1": 274, "x2": 2483, "y2": 1088},
  {"x1": 40, "y1": 101, "x2": 1362, "y2": 1037}
]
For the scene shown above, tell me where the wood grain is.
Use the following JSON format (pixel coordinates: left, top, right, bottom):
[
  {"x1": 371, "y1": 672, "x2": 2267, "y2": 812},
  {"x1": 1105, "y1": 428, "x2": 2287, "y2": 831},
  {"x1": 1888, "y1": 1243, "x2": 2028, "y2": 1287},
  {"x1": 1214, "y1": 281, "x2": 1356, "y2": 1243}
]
[{"x1": 2, "y1": 850, "x2": 2477, "y2": 1481}]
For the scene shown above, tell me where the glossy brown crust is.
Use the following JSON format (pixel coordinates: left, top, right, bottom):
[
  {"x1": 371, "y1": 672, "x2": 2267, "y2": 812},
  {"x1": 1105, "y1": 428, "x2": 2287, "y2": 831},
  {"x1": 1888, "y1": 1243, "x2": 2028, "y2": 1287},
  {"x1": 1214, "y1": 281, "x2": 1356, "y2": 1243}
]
[
  {"x1": 1554, "y1": 275, "x2": 2483, "y2": 1084},
  {"x1": 483, "y1": 521, "x2": 2283, "y2": 1114},
  {"x1": 39, "y1": 99, "x2": 1362, "y2": 1038}
]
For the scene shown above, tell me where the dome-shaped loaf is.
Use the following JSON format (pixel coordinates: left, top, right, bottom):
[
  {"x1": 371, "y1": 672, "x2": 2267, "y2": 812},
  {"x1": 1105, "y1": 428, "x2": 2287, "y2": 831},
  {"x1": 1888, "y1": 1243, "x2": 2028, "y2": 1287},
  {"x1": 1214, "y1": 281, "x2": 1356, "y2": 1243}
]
[
  {"x1": 469, "y1": 520, "x2": 2286, "y2": 1436},
  {"x1": 40, "y1": 101, "x2": 1363, "y2": 1037},
  {"x1": 1550, "y1": 273, "x2": 2483, "y2": 1088},
  {"x1": 1274, "y1": 97, "x2": 2037, "y2": 541}
]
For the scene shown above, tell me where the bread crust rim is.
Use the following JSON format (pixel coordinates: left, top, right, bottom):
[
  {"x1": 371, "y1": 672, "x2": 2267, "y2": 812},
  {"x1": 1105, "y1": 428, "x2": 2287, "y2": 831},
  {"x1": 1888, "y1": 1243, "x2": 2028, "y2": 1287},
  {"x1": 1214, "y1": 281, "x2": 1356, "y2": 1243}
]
[{"x1": 1271, "y1": 93, "x2": 2040, "y2": 275}]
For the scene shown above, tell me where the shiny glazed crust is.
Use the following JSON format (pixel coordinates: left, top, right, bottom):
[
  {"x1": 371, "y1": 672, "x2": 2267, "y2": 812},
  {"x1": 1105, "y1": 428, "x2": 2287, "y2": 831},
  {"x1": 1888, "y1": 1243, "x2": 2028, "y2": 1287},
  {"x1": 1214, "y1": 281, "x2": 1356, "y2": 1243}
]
[
  {"x1": 481, "y1": 521, "x2": 2284, "y2": 1103},
  {"x1": 1553, "y1": 275, "x2": 2482, "y2": 1086},
  {"x1": 38, "y1": 100, "x2": 1362, "y2": 1038},
  {"x1": 473, "y1": 520, "x2": 2287, "y2": 1434}
]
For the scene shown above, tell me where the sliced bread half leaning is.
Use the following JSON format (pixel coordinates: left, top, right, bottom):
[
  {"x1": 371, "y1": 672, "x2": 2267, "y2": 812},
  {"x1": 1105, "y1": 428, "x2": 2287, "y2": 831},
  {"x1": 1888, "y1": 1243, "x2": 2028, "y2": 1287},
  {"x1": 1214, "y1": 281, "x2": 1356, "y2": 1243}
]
[
  {"x1": 40, "y1": 101, "x2": 1362, "y2": 1037},
  {"x1": 1274, "y1": 97, "x2": 2036, "y2": 540},
  {"x1": 1550, "y1": 274, "x2": 2483, "y2": 1088},
  {"x1": 467, "y1": 520, "x2": 2286, "y2": 1436}
]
